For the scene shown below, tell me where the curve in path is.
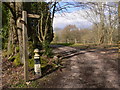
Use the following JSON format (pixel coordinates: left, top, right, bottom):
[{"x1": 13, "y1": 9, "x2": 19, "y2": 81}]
[{"x1": 43, "y1": 46, "x2": 119, "y2": 88}]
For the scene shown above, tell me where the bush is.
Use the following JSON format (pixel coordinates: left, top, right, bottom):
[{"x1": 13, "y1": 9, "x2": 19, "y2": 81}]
[
  {"x1": 40, "y1": 56, "x2": 49, "y2": 67},
  {"x1": 2, "y1": 50, "x2": 8, "y2": 58},
  {"x1": 42, "y1": 41, "x2": 53, "y2": 57},
  {"x1": 16, "y1": 46, "x2": 19, "y2": 52},
  {"x1": 13, "y1": 53, "x2": 21, "y2": 66},
  {"x1": 28, "y1": 58, "x2": 34, "y2": 69}
]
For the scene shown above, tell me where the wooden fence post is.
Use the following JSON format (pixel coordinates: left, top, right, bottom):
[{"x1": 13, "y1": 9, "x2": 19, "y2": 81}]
[{"x1": 22, "y1": 11, "x2": 29, "y2": 82}]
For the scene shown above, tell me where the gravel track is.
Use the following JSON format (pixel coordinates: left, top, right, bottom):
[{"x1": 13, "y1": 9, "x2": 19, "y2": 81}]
[{"x1": 42, "y1": 46, "x2": 119, "y2": 88}]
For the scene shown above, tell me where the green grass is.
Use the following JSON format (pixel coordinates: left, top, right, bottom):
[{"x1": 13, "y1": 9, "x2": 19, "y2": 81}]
[
  {"x1": 51, "y1": 43, "x2": 73, "y2": 46},
  {"x1": 71, "y1": 43, "x2": 118, "y2": 49},
  {"x1": 51, "y1": 43, "x2": 118, "y2": 50}
]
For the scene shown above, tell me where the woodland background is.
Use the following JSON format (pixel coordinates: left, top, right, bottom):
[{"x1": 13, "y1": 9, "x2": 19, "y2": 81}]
[{"x1": 1, "y1": 1, "x2": 120, "y2": 88}]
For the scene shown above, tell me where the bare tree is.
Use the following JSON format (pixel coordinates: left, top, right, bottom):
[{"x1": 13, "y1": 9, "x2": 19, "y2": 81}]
[{"x1": 73, "y1": 2, "x2": 118, "y2": 45}]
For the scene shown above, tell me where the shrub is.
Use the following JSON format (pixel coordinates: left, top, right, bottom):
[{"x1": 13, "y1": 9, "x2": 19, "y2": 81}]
[
  {"x1": 42, "y1": 41, "x2": 53, "y2": 57},
  {"x1": 13, "y1": 53, "x2": 21, "y2": 66},
  {"x1": 16, "y1": 46, "x2": 19, "y2": 52},
  {"x1": 28, "y1": 58, "x2": 34, "y2": 69}
]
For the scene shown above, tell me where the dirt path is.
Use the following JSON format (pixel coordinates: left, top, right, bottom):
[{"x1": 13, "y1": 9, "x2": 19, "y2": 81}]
[
  {"x1": 41, "y1": 46, "x2": 119, "y2": 88},
  {"x1": 2, "y1": 46, "x2": 119, "y2": 88}
]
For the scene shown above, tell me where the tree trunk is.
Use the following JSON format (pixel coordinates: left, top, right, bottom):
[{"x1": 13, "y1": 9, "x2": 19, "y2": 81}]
[
  {"x1": 17, "y1": 17, "x2": 23, "y2": 63},
  {"x1": 99, "y1": 2, "x2": 105, "y2": 45},
  {"x1": 16, "y1": 2, "x2": 23, "y2": 63},
  {"x1": 7, "y1": 17, "x2": 12, "y2": 57}
]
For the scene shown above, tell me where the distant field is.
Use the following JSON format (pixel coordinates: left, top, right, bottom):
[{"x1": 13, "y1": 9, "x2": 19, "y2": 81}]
[
  {"x1": 51, "y1": 43, "x2": 118, "y2": 49},
  {"x1": 50, "y1": 43, "x2": 74, "y2": 46}
]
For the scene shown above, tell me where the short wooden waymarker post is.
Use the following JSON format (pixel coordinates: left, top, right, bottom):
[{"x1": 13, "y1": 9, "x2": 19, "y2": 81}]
[{"x1": 34, "y1": 49, "x2": 42, "y2": 76}]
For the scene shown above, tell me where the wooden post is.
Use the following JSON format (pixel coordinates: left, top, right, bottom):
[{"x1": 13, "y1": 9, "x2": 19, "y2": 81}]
[
  {"x1": 118, "y1": 2, "x2": 120, "y2": 53},
  {"x1": 118, "y1": 1, "x2": 120, "y2": 78},
  {"x1": 118, "y1": 2, "x2": 120, "y2": 45},
  {"x1": 22, "y1": 11, "x2": 29, "y2": 82}
]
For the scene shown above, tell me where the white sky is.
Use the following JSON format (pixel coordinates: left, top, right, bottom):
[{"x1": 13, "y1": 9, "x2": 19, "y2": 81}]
[
  {"x1": 53, "y1": 9, "x2": 94, "y2": 30},
  {"x1": 45, "y1": 0, "x2": 120, "y2": 2},
  {"x1": 53, "y1": 3, "x2": 117, "y2": 30}
]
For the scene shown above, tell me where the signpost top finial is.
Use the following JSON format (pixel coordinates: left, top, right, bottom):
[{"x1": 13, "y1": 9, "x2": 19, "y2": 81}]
[{"x1": 34, "y1": 49, "x2": 39, "y2": 53}]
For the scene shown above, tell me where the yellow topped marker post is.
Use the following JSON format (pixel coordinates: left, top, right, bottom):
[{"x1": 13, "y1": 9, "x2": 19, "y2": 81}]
[{"x1": 34, "y1": 49, "x2": 42, "y2": 76}]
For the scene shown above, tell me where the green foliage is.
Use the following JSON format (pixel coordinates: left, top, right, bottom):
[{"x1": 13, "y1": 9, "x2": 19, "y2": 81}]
[
  {"x1": 2, "y1": 50, "x2": 7, "y2": 58},
  {"x1": 9, "y1": 55, "x2": 15, "y2": 61},
  {"x1": 42, "y1": 41, "x2": 53, "y2": 57},
  {"x1": 51, "y1": 43, "x2": 73, "y2": 46},
  {"x1": 28, "y1": 54, "x2": 50, "y2": 69},
  {"x1": 23, "y1": 2, "x2": 54, "y2": 53},
  {"x1": 8, "y1": 52, "x2": 22, "y2": 66},
  {"x1": 45, "y1": 48, "x2": 52, "y2": 58},
  {"x1": 1, "y1": 26, "x2": 9, "y2": 49},
  {"x1": 28, "y1": 41, "x2": 35, "y2": 69},
  {"x1": 2, "y1": 4, "x2": 10, "y2": 49},
  {"x1": 41, "y1": 55, "x2": 58, "y2": 68},
  {"x1": 0, "y1": 3, "x2": 2, "y2": 25},
  {"x1": 70, "y1": 43, "x2": 98, "y2": 49},
  {"x1": 16, "y1": 46, "x2": 19, "y2": 52},
  {"x1": 2, "y1": 4, "x2": 10, "y2": 26},
  {"x1": 14, "y1": 83, "x2": 27, "y2": 88},
  {"x1": 2, "y1": 42, "x2": 7, "y2": 50},
  {"x1": 28, "y1": 58, "x2": 34, "y2": 68},
  {"x1": 28, "y1": 41, "x2": 34, "y2": 56},
  {"x1": 41, "y1": 56, "x2": 49, "y2": 64},
  {"x1": 13, "y1": 53, "x2": 21, "y2": 66},
  {"x1": 12, "y1": 79, "x2": 27, "y2": 88}
]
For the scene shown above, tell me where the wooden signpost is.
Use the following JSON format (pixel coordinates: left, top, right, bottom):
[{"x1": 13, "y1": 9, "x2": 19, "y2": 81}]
[
  {"x1": 118, "y1": 2, "x2": 120, "y2": 52},
  {"x1": 22, "y1": 11, "x2": 29, "y2": 82},
  {"x1": 22, "y1": 11, "x2": 40, "y2": 82}
]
